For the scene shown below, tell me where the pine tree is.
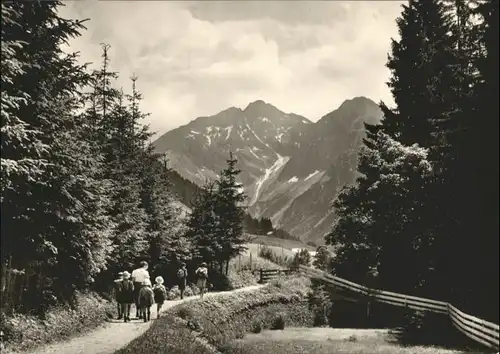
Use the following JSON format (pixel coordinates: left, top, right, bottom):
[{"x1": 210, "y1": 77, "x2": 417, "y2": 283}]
[
  {"x1": 1, "y1": 5, "x2": 49, "y2": 276},
  {"x1": 186, "y1": 181, "x2": 221, "y2": 266},
  {"x1": 215, "y1": 152, "x2": 247, "y2": 274},
  {"x1": 312, "y1": 246, "x2": 331, "y2": 271},
  {"x1": 472, "y1": 0, "x2": 499, "y2": 321},
  {"x1": 1, "y1": 1, "x2": 114, "y2": 309},
  {"x1": 380, "y1": 0, "x2": 457, "y2": 148},
  {"x1": 106, "y1": 88, "x2": 148, "y2": 272}
]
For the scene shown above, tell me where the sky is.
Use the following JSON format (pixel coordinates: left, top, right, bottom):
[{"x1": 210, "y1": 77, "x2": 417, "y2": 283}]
[{"x1": 59, "y1": 1, "x2": 405, "y2": 138}]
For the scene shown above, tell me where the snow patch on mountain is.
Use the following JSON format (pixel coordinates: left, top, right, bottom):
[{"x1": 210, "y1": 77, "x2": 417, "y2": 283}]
[
  {"x1": 305, "y1": 170, "x2": 320, "y2": 181},
  {"x1": 248, "y1": 147, "x2": 262, "y2": 160},
  {"x1": 288, "y1": 176, "x2": 298, "y2": 183},
  {"x1": 225, "y1": 126, "x2": 233, "y2": 140},
  {"x1": 251, "y1": 154, "x2": 289, "y2": 205}
]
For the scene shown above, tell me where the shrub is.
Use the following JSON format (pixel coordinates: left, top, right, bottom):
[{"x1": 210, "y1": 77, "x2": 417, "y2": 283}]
[
  {"x1": 1, "y1": 291, "x2": 115, "y2": 353},
  {"x1": 270, "y1": 313, "x2": 286, "y2": 330},
  {"x1": 307, "y1": 284, "x2": 332, "y2": 327},
  {"x1": 258, "y1": 245, "x2": 291, "y2": 267},
  {"x1": 166, "y1": 284, "x2": 200, "y2": 300},
  {"x1": 226, "y1": 270, "x2": 258, "y2": 289},
  {"x1": 177, "y1": 307, "x2": 194, "y2": 320},
  {"x1": 170, "y1": 277, "x2": 313, "y2": 350},
  {"x1": 250, "y1": 320, "x2": 263, "y2": 333},
  {"x1": 167, "y1": 286, "x2": 181, "y2": 300}
]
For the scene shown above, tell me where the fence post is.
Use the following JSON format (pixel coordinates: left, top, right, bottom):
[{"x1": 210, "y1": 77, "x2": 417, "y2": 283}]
[{"x1": 260, "y1": 268, "x2": 263, "y2": 283}]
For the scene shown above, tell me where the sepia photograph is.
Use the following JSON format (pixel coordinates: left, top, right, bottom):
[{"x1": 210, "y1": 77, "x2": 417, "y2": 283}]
[{"x1": 1, "y1": 0, "x2": 498, "y2": 353}]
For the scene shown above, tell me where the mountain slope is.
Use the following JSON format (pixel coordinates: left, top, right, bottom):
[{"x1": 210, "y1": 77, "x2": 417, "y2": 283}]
[
  {"x1": 248, "y1": 97, "x2": 383, "y2": 243},
  {"x1": 154, "y1": 97, "x2": 382, "y2": 244},
  {"x1": 153, "y1": 100, "x2": 311, "y2": 198}
]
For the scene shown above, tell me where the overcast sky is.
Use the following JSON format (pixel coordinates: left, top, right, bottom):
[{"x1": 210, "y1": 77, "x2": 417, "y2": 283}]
[{"x1": 59, "y1": 1, "x2": 405, "y2": 138}]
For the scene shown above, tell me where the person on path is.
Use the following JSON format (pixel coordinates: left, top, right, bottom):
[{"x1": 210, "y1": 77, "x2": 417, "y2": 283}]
[
  {"x1": 195, "y1": 262, "x2": 208, "y2": 300},
  {"x1": 138, "y1": 278, "x2": 155, "y2": 322},
  {"x1": 131, "y1": 261, "x2": 150, "y2": 319},
  {"x1": 120, "y1": 271, "x2": 135, "y2": 322},
  {"x1": 113, "y1": 271, "x2": 124, "y2": 319},
  {"x1": 176, "y1": 262, "x2": 188, "y2": 299},
  {"x1": 153, "y1": 276, "x2": 167, "y2": 318}
]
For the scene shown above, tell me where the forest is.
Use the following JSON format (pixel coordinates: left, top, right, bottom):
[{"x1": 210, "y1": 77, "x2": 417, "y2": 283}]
[
  {"x1": 167, "y1": 169, "x2": 298, "y2": 240},
  {"x1": 0, "y1": 1, "x2": 253, "y2": 314},
  {"x1": 326, "y1": 0, "x2": 498, "y2": 324}
]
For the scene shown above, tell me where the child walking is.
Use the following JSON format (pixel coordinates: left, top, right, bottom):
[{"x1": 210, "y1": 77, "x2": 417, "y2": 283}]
[
  {"x1": 114, "y1": 271, "x2": 124, "y2": 320},
  {"x1": 195, "y1": 262, "x2": 208, "y2": 300},
  {"x1": 176, "y1": 262, "x2": 188, "y2": 299},
  {"x1": 153, "y1": 276, "x2": 167, "y2": 318},
  {"x1": 138, "y1": 278, "x2": 155, "y2": 322},
  {"x1": 120, "y1": 271, "x2": 135, "y2": 323}
]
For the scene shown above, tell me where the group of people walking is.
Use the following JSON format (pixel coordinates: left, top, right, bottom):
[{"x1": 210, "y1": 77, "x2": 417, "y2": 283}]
[{"x1": 113, "y1": 261, "x2": 209, "y2": 322}]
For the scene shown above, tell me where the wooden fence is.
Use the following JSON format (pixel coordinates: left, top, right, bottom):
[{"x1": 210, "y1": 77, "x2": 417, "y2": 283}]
[
  {"x1": 256, "y1": 268, "x2": 294, "y2": 283},
  {"x1": 298, "y1": 265, "x2": 499, "y2": 351}
]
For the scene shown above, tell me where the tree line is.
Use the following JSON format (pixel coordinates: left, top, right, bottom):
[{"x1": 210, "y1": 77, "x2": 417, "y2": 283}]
[
  {"x1": 327, "y1": 0, "x2": 498, "y2": 323},
  {"x1": 168, "y1": 170, "x2": 298, "y2": 240},
  {"x1": 0, "y1": 1, "x2": 246, "y2": 314}
]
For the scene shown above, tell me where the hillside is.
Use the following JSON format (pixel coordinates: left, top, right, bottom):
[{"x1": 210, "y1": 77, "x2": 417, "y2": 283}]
[
  {"x1": 155, "y1": 97, "x2": 383, "y2": 244},
  {"x1": 165, "y1": 169, "x2": 300, "y2": 241}
]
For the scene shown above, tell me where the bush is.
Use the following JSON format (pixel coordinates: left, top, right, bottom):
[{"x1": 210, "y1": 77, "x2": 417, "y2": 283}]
[
  {"x1": 170, "y1": 276, "x2": 313, "y2": 350},
  {"x1": 393, "y1": 309, "x2": 483, "y2": 350},
  {"x1": 177, "y1": 307, "x2": 194, "y2": 320},
  {"x1": 166, "y1": 284, "x2": 200, "y2": 300},
  {"x1": 1, "y1": 291, "x2": 115, "y2": 353},
  {"x1": 250, "y1": 320, "x2": 263, "y2": 333},
  {"x1": 307, "y1": 284, "x2": 332, "y2": 327},
  {"x1": 226, "y1": 270, "x2": 258, "y2": 289},
  {"x1": 258, "y1": 245, "x2": 291, "y2": 267},
  {"x1": 270, "y1": 313, "x2": 286, "y2": 330}
]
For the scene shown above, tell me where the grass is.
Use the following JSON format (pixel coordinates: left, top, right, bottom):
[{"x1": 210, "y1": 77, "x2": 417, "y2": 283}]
[
  {"x1": 229, "y1": 248, "x2": 286, "y2": 273},
  {"x1": 1, "y1": 291, "x2": 115, "y2": 353},
  {"x1": 245, "y1": 234, "x2": 315, "y2": 251},
  {"x1": 114, "y1": 314, "x2": 216, "y2": 354},
  {"x1": 221, "y1": 328, "x2": 486, "y2": 354},
  {"x1": 116, "y1": 276, "x2": 314, "y2": 354},
  {"x1": 245, "y1": 243, "x2": 297, "y2": 259},
  {"x1": 172, "y1": 276, "x2": 313, "y2": 350}
]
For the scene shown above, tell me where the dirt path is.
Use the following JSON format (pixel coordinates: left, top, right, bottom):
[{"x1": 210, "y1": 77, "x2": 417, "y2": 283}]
[{"x1": 22, "y1": 285, "x2": 264, "y2": 354}]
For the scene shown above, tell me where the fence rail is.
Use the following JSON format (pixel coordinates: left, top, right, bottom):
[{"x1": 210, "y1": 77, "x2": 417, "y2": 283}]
[
  {"x1": 299, "y1": 265, "x2": 499, "y2": 351},
  {"x1": 256, "y1": 268, "x2": 294, "y2": 283}
]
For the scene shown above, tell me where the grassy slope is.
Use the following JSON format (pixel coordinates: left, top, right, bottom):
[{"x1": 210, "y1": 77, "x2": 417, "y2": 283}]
[
  {"x1": 223, "y1": 328, "x2": 485, "y2": 354},
  {"x1": 116, "y1": 277, "x2": 313, "y2": 354},
  {"x1": 246, "y1": 234, "x2": 315, "y2": 251},
  {"x1": 1, "y1": 292, "x2": 115, "y2": 353}
]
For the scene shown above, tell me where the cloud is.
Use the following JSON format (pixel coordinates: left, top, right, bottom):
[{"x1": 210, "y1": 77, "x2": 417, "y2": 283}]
[{"x1": 58, "y1": 0, "x2": 404, "y2": 136}]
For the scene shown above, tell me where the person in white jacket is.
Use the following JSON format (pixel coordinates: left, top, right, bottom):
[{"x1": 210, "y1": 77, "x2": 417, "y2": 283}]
[{"x1": 131, "y1": 261, "x2": 150, "y2": 319}]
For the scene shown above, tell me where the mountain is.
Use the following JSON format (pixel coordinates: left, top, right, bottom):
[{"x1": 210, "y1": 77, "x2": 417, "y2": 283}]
[
  {"x1": 153, "y1": 100, "x2": 311, "y2": 199},
  {"x1": 154, "y1": 97, "x2": 383, "y2": 244},
  {"x1": 247, "y1": 97, "x2": 383, "y2": 243}
]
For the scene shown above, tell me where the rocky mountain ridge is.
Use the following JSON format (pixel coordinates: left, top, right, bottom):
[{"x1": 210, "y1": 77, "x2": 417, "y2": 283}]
[{"x1": 153, "y1": 97, "x2": 383, "y2": 244}]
